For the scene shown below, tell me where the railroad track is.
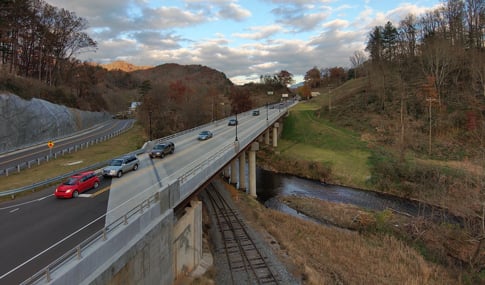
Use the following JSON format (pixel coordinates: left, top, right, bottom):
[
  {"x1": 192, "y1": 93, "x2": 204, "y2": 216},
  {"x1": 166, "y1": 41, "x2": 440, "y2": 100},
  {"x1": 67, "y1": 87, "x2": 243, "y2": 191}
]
[{"x1": 205, "y1": 184, "x2": 280, "y2": 285}]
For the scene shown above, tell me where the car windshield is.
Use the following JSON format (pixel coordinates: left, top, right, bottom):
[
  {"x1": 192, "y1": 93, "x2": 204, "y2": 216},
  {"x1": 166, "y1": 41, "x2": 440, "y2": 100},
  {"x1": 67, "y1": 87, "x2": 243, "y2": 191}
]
[
  {"x1": 153, "y1": 144, "x2": 165, "y2": 150},
  {"x1": 200, "y1": 131, "x2": 209, "y2": 135},
  {"x1": 63, "y1": 177, "x2": 79, "y2": 185},
  {"x1": 110, "y1": 159, "x2": 123, "y2": 166}
]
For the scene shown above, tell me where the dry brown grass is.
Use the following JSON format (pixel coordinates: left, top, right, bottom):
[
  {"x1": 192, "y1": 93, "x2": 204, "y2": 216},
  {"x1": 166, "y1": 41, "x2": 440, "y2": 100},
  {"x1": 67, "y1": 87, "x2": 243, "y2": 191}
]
[{"x1": 226, "y1": 181, "x2": 461, "y2": 285}]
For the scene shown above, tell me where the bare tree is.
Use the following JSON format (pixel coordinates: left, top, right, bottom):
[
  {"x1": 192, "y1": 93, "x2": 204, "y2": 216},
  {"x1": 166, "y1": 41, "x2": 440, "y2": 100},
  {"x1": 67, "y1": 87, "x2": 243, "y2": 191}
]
[
  {"x1": 465, "y1": 0, "x2": 485, "y2": 49},
  {"x1": 349, "y1": 50, "x2": 366, "y2": 78}
]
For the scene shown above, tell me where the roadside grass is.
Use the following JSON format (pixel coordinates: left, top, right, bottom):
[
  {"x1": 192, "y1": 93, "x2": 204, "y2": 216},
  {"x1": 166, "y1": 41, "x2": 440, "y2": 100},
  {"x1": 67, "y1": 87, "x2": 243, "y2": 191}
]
[
  {"x1": 277, "y1": 101, "x2": 372, "y2": 189},
  {"x1": 0, "y1": 124, "x2": 146, "y2": 193}
]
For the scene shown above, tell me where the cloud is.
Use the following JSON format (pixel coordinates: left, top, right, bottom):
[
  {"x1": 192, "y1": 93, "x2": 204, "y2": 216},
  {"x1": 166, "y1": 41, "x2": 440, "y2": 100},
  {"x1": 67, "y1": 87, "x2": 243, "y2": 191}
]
[
  {"x1": 44, "y1": 0, "x2": 441, "y2": 84},
  {"x1": 217, "y1": 3, "x2": 251, "y2": 21},
  {"x1": 233, "y1": 25, "x2": 284, "y2": 40}
]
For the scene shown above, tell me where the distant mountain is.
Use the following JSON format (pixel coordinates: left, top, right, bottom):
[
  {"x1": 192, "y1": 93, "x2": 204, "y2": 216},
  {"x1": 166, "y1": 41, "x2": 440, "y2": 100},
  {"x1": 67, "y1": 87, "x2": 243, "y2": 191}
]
[
  {"x1": 290, "y1": 82, "x2": 304, "y2": 89},
  {"x1": 99, "y1": 60, "x2": 153, "y2": 72}
]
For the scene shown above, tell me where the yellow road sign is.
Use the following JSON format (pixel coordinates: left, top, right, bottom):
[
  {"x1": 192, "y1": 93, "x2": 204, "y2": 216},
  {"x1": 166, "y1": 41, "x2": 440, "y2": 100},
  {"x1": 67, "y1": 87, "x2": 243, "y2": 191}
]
[{"x1": 47, "y1": 141, "x2": 54, "y2": 148}]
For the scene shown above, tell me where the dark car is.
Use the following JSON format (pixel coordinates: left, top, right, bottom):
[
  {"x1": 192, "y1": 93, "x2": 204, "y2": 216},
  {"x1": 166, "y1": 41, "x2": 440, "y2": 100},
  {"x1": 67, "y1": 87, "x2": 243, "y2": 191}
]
[
  {"x1": 149, "y1": 142, "x2": 175, "y2": 158},
  {"x1": 54, "y1": 171, "x2": 100, "y2": 198},
  {"x1": 198, "y1": 130, "x2": 213, "y2": 140},
  {"x1": 228, "y1": 118, "x2": 238, "y2": 126},
  {"x1": 252, "y1": 110, "x2": 260, "y2": 116}
]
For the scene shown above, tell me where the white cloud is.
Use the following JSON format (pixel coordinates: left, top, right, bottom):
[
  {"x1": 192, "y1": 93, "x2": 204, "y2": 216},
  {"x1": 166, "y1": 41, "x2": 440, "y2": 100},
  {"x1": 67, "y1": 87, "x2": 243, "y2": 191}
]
[
  {"x1": 233, "y1": 25, "x2": 284, "y2": 40},
  {"x1": 44, "y1": 0, "x2": 441, "y2": 84}
]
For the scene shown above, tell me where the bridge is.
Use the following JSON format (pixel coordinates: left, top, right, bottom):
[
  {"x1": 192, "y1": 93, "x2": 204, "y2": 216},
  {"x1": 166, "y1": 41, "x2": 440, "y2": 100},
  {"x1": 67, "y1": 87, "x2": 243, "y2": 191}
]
[{"x1": 21, "y1": 101, "x2": 294, "y2": 285}]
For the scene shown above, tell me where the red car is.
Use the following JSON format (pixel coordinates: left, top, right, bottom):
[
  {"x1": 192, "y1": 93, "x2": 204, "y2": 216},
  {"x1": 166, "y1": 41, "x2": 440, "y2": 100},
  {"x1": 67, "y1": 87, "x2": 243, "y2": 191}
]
[{"x1": 55, "y1": 171, "x2": 100, "y2": 198}]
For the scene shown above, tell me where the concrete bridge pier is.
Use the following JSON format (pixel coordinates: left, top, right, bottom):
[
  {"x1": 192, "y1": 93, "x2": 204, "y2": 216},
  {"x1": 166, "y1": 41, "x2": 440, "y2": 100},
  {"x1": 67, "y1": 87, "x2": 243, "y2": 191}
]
[
  {"x1": 230, "y1": 159, "x2": 238, "y2": 185},
  {"x1": 264, "y1": 129, "x2": 270, "y2": 145},
  {"x1": 272, "y1": 123, "x2": 279, "y2": 147},
  {"x1": 222, "y1": 165, "x2": 230, "y2": 181},
  {"x1": 248, "y1": 142, "x2": 259, "y2": 197},
  {"x1": 238, "y1": 151, "x2": 246, "y2": 191}
]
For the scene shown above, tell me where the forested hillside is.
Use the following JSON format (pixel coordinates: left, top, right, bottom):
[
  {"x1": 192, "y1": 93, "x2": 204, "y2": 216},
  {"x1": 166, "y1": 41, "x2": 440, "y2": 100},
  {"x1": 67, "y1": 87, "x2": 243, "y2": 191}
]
[
  {"x1": 0, "y1": 0, "x2": 291, "y2": 140},
  {"x1": 298, "y1": 1, "x2": 485, "y2": 257}
]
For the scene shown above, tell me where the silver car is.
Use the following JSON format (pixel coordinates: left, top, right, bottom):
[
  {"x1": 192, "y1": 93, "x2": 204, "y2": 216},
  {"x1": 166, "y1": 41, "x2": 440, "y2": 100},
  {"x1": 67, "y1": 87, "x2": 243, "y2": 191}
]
[{"x1": 103, "y1": 155, "x2": 139, "y2": 178}]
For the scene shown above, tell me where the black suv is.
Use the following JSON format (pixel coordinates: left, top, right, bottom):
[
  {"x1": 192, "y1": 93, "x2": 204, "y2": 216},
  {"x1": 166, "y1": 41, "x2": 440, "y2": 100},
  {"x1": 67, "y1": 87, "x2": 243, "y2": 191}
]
[{"x1": 149, "y1": 142, "x2": 175, "y2": 158}]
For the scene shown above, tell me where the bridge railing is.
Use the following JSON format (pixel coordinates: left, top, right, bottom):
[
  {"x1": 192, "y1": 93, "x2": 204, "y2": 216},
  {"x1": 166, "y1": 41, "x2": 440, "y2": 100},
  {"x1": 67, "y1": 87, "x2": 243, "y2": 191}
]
[{"x1": 19, "y1": 102, "x2": 294, "y2": 284}]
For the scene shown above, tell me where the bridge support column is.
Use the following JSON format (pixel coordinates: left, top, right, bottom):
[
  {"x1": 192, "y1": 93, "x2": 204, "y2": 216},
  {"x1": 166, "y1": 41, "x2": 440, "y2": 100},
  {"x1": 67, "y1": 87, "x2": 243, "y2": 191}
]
[
  {"x1": 265, "y1": 129, "x2": 270, "y2": 145},
  {"x1": 248, "y1": 142, "x2": 259, "y2": 197},
  {"x1": 222, "y1": 165, "x2": 230, "y2": 180},
  {"x1": 230, "y1": 159, "x2": 238, "y2": 185},
  {"x1": 272, "y1": 122, "x2": 279, "y2": 147},
  {"x1": 238, "y1": 151, "x2": 246, "y2": 191}
]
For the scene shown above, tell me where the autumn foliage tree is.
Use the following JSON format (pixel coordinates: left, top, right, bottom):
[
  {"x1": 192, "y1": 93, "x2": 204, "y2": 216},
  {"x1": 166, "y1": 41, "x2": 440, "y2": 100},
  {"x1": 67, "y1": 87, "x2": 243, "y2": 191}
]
[
  {"x1": 0, "y1": 0, "x2": 96, "y2": 85},
  {"x1": 297, "y1": 84, "x2": 311, "y2": 100},
  {"x1": 304, "y1": 67, "x2": 321, "y2": 88},
  {"x1": 229, "y1": 86, "x2": 253, "y2": 114}
]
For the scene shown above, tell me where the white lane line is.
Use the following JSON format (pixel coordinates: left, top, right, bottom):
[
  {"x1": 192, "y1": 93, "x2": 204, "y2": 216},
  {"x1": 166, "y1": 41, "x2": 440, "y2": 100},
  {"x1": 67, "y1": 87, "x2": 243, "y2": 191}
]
[
  {"x1": 78, "y1": 194, "x2": 92, "y2": 198},
  {"x1": 0, "y1": 194, "x2": 53, "y2": 211},
  {"x1": 9, "y1": 208, "x2": 19, "y2": 213}
]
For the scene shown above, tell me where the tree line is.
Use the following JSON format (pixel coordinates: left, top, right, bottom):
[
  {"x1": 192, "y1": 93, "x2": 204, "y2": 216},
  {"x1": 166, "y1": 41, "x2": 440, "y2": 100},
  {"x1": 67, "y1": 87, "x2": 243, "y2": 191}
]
[
  {"x1": 0, "y1": 0, "x2": 96, "y2": 86},
  {"x1": 299, "y1": 0, "x2": 483, "y2": 103}
]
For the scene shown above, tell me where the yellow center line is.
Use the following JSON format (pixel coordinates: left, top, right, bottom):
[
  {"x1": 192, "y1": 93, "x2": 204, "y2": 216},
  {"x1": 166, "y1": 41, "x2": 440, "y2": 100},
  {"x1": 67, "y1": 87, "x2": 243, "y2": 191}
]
[{"x1": 91, "y1": 186, "x2": 110, "y2": 198}]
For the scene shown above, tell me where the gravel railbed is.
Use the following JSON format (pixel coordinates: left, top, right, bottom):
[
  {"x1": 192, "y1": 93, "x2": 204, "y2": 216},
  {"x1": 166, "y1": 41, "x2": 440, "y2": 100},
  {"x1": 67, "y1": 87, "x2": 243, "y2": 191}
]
[{"x1": 200, "y1": 179, "x2": 300, "y2": 285}]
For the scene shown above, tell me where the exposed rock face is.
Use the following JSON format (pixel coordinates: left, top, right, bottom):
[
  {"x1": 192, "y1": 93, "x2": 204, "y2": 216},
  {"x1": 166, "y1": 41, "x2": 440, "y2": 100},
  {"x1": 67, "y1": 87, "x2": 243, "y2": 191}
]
[{"x1": 0, "y1": 93, "x2": 110, "y2": 153}]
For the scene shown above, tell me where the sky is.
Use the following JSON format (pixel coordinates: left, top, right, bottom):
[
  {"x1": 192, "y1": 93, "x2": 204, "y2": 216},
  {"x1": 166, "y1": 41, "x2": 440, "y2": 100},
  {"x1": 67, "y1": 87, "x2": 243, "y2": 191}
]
[{"x1": 45, "y1": 0, "x2": 441, "y2": 85}]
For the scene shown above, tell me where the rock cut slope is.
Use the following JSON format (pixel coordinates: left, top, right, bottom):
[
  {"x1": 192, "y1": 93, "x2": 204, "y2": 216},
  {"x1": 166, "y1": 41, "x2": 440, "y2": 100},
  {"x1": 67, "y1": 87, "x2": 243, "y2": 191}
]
[{"x1": 0, "y1": 93, "x2": 111, "y2": 153}]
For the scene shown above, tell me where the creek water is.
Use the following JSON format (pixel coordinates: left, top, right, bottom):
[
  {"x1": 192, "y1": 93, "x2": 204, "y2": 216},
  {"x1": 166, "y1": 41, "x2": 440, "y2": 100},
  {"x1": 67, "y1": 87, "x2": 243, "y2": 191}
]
[{"x1": 254, "y1": 168, "x2": 462, "y2": 225}]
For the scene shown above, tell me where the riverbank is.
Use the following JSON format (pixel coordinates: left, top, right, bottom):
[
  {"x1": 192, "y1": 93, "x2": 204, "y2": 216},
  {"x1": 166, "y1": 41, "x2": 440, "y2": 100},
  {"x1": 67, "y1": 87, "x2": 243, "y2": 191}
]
[
  {"x1": 224, "y1": 181, "x2": 461, "y2": 284},
  {"x1": 252, "y1": 101, "x2": 484, "y2": 283}
]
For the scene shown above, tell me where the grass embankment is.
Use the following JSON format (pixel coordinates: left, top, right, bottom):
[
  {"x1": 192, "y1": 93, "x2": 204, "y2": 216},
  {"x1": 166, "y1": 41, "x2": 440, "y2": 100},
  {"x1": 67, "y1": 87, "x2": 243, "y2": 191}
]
[
  {"x1": 278, "y1": 101, "x2": 371, "y2": 188},
  {"x1": 0, "y1": 124, "x2": 146, "y2": 193}
]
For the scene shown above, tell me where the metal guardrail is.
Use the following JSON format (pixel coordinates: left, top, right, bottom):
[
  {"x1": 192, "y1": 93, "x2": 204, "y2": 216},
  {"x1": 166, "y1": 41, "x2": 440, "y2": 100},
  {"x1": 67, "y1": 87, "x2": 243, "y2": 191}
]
[
  {"x1": 20, "y1": 189, "x2": 162, "y2": 285},
  {"x1": 0, "y1": 120, "x2": 134, "y2": 177},
  {"x1": 0, "y1": 122, "x2": 138, "y2": 198},
  {"x1": 15, "y1": 103, "x2": 294, "y2": 284}
]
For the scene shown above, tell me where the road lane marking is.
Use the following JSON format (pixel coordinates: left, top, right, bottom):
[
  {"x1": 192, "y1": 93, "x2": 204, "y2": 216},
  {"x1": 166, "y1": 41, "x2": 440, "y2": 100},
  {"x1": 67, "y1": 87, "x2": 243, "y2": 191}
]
[
  {"x1": 9, "y1": 208, "x2": 19, "y2": 213},
  {"x1": 78, "y1": 194, "x2": 92, "y2": 198},
  {"x1": 90, "y1": 186, "x2": 110, "y2": 198},
  {"x1": 65, "y1": 160, "x2": 83, "y2": 166},
  {"x1": 0, "y1": 194, "x2": 53, "y2": 211}
]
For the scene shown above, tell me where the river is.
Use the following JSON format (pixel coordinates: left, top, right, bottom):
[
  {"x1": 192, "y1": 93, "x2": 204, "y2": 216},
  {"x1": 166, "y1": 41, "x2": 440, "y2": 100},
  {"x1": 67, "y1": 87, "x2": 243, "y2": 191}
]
[{"x1": 254, "y1": 168, "x2": 462, "y2": 225}]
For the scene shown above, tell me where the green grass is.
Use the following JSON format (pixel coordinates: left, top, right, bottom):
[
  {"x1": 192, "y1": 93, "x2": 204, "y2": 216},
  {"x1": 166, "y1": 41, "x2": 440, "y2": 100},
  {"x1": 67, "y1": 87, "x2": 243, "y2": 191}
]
[{"x1": 277, "y1": 101, "x2": 372, "y2": 188}]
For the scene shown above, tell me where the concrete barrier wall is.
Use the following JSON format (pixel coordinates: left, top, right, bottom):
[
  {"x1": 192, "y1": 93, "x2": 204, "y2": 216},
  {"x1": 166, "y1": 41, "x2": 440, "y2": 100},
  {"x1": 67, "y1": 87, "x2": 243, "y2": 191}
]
[
  {"x1": 173, "y1": 201, "x2": 202, "y2": 280},
  {"x1": 45, "y1": 203, "x2": 174, "y2": 285}
]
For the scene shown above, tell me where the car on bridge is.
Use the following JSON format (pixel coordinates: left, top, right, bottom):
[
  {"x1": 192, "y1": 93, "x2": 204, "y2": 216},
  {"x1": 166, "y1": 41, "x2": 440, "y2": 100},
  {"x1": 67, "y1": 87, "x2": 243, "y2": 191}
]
[
  {"x1": 54, "y1": 171, "x2": 100, "y2": 198},
  {"x1": 103, "y1": 154, "x2": 139, "y2": 178},
  {"x1": 149, "y1": 142, "x2": 175, "y2": 158},
  {"x1": 228, "y1": 118, "x2": 238, "y2": 126},
  {"x1": 198, "y1": 130, "x2": 213, "y2": 140},
  {"x1": 252, "y1": 110, "x2": 260, "y2": 116}
]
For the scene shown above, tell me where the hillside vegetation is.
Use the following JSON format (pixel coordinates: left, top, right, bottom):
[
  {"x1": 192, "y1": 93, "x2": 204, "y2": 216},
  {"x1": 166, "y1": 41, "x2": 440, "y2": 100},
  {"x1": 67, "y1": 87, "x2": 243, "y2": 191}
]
[{"x1": 256, "y1": 78, "x2": 484, "y2": 283}]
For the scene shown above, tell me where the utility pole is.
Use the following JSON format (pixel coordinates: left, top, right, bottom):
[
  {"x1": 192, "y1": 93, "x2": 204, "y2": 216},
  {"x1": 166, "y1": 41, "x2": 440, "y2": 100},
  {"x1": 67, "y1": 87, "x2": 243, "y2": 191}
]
[{"x1": 426, "y1": 98, "x2": 437, "y2": 155}]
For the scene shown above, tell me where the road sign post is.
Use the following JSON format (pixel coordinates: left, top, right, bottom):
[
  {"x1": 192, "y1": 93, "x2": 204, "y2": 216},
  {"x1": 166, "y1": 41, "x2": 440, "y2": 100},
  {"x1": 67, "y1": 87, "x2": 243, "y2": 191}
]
[{"x1": 48, "y1": 141, "x2": 54, "y2": 157}]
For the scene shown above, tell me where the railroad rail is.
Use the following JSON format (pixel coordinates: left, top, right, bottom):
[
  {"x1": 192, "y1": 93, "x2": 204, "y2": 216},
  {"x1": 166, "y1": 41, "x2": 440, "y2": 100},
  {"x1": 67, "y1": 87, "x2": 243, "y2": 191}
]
[{"x1": 205, "y1": 184, "x2": 280, "y2": 285}]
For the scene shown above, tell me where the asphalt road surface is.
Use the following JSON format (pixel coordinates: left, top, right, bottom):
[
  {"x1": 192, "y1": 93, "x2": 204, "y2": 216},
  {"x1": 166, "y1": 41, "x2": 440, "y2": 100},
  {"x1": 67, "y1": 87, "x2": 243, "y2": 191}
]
[
  {"x1": 0, "y1": 177, "x2": 111, "y2": 284},
  {"x1": 0, "y1": 119, "x2": 133, "y2": 175},
  {"x1": 0, "y1": 102, "x2": 291, "y2": 284}
]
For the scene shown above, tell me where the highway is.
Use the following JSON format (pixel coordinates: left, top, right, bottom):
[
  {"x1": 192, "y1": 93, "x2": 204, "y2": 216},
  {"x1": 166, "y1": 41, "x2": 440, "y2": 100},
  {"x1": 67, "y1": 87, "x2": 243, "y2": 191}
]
[
  {"x1": 0, "y1": 103, "x2": 288, "y2": 284},
  {"x1": 0, "y1": 179, "x2": 111, "y2": 284},
  {"x1": 0, "y1": 119, "x2": 134, "y2": 175}
]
